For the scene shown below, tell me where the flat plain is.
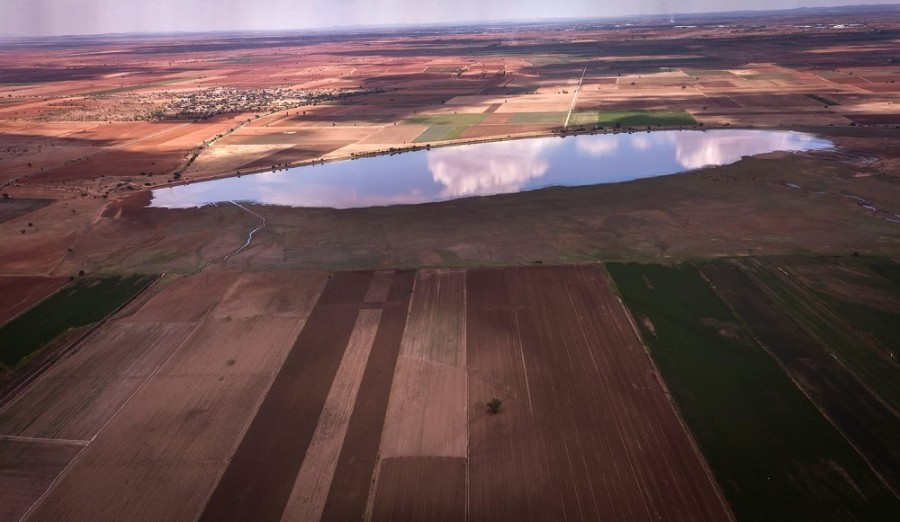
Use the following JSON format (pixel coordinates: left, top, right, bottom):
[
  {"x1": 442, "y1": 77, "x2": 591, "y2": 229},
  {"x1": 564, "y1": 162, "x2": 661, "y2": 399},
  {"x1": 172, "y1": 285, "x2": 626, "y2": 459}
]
[{"x1": 2, "y1": 5, "x2": 900, "y2": 521}]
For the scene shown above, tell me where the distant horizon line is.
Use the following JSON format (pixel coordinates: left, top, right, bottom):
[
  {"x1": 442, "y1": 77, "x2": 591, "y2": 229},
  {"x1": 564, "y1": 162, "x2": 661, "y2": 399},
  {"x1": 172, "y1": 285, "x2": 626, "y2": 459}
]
[{"x1": 1, "y1": 2, "x2": 897, "y2": 40}]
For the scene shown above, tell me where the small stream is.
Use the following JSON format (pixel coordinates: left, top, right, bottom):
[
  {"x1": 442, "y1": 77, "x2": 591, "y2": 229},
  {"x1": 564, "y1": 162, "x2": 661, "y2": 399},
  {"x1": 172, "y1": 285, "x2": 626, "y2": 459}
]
[{"x1": 223, "y1": 201, "x2": 267, "y2": 261}]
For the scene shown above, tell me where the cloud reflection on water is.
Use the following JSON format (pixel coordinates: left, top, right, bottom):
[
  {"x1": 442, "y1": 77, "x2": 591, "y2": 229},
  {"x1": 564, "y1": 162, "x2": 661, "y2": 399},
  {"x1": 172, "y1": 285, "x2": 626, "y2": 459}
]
[
  {"x1": 669, "y1": 130, "x2": 822, "y2": 170},
  {"x1": 427, "y1": 139, "x2": 562, "y2": 198}
]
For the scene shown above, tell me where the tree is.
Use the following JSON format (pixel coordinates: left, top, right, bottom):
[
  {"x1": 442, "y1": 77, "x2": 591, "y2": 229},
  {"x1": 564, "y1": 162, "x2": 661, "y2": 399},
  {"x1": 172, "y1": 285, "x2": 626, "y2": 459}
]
[{"x1": 487, "y1": 398, "x2": 502, "y2": 414}]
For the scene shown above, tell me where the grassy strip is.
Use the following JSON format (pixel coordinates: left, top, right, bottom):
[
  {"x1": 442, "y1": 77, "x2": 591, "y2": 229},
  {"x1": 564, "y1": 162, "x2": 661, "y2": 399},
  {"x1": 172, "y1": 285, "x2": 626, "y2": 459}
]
[
  {"x1": 412, "y1": 125, "x2": 469, "y2": 143},
  {"x1": 0, "y1": 275, "x2": 154, "y2": 367},
  {"x1": 806, "y1": 93, "x2": 840, "y2": 106},
  {"x1": 488, "y1": 86, "x2": 537, "y2": 95},
  {"x1": 595, "y1": 110, "x2": 697, "y2": 127},
  {"x1": 404, "y1": 113, "x2": 486, "y2": 126},
  {"x1": 423, "y1": 66, "x2": 460, "y2": 73},
  {"x1": 507, "y1": 112, "x2": 566, "y2": 124},
  {"x1": 606, "y1": 262, "x2": 900, "y2": 521}
]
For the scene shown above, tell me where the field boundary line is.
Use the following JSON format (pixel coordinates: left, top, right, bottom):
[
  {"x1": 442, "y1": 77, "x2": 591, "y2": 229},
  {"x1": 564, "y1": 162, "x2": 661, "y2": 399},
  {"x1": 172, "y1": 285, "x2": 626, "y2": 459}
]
[
  {"x1": 0, "y1": 434, "x2": 89, "y2": 446},
  {"x1": 511, "y1": 311, "x2": 534, "y2": 415},
  {"x1": 18, "y1": 443, "x2": 88, "y2": 522},
  {"x1": 602, "y1": 263, "x2": 738, "y2": 521},
  {"x1": 463, "y1": 269, "x2": 470, "y2": 522},
  {"x1": 563, "y1": 67, "x2": 587, "y2": 129}
]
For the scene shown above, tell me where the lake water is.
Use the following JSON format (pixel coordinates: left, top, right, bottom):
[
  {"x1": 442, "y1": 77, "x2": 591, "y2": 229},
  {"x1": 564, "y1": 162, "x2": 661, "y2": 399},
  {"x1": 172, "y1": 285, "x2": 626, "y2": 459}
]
[{"x1": 150, "y1": 130, "x2": 832, "y2": 209}]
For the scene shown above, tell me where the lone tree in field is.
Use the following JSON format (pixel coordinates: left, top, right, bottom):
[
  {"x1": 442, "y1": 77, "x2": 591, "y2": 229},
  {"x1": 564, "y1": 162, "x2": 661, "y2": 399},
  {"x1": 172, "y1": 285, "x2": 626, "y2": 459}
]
[{"x1": 487, "y1": 398, "x2": 502, "y2": 414}]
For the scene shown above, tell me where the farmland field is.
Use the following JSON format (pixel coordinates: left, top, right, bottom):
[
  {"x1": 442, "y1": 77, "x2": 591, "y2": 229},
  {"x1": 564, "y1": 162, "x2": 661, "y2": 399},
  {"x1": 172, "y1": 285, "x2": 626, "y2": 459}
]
[
  {"x1": 571, "y1": 110, "x2": 698, "y2": 127},
  {"x1": 0, "y1": 275, "x2": 154, "y2": 368},
  {"x1": 19, "y1": 270, "x2": 327, "y2": 521},
  {"x1": 4, "y1": 266, "x2": 741, "y2": 521},
  {"x1": 412, "y1": 125, "x2": 470, "y2": 142},
  {"x1": 0, "y1": 276, "x2": 68, "y2": 326},
  {"x1": 607, "y1": 262, "x2": 900, "y2": 521},
  {"x1": 2, "y1": 6, "x2": 900, "y2": 520},
  {"x1": 698, "y1": 259, "x2": 900, "y2": 493},
  {"x1": 464, "y1": 265, "x2": 732, "y2": 521}
]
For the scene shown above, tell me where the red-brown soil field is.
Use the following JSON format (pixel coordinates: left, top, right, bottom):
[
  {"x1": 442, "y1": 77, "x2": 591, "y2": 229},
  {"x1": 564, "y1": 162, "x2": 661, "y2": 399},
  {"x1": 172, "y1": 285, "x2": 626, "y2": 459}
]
[
  {"x1": 2, "y1": 265, "x2": 735, "y2": 521},
  {"x1": 465, "y1": 265, "x2": 731, "y2": 521},
  {"x1": 0, "y1": 276, "x2": 67, "y2": 325}
]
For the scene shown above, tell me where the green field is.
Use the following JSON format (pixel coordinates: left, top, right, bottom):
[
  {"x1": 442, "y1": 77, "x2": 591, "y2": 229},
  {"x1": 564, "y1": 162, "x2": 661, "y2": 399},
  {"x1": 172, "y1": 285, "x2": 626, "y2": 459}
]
[
  {"x1": 730, "y1": 259, "x2": 900, "y2": 412},
  {"x1": 423, "y1": 66, "x2": 461, "y2": 73},
  {"x1": 606, "y1": 262, "x2": 900, "y2": 522},
  {"x1": 404, "y1": 113, "x2": 487, "y2": 126},
  {"x1": 412, "y1": 125, "x2": 469, "y2": 142},
  {"x1": 507, "y1": 112, "x2": 566, "y2": 124},
  {"x1": 806, "y1": 93, "x2": 840, "y2": 106},
  {"x1": 0, "y1": 275, "x2": 155, "y2": 367},
  {"x1": 489, "y1": 85, "x2": 538, "y2": 95},
  {"x1": 582, "y1": 111, "x2": 697, "y2": 127}
]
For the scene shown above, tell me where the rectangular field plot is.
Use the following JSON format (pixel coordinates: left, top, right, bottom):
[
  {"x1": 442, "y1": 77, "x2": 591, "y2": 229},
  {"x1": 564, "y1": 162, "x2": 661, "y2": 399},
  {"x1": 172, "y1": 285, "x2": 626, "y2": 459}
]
[
  {"x1": 607, "y1": 262, "x2": 900, "y2": 521},
  {"x1": 209, "y1": 271, "x2": 327, "y2": 319},
  {"x1": 120, "y1": 272, "x2": 240, "y2": 324},
  {"x1": 412, "y1": 124, "x2": 469, "y2": 142},
  {"x1": 0, "y1": 322, "x2": 195, "y2": 441},
  {"x1": 379, "y1": 357, "x2": 467, "y2": 458},
  {"x1": 399, "y1": 269, "x2": 466, "y2": 366},
  {"x1": 0, "y1": 276, "x2": 67, "y2": 326},
  {"x1": 0, "y1": 439, "x2": 82, "y2": 522},
  {"x1": 29, "y1": 373, "x2": 271, "y2": 521},
  {"x1": 572, "y1": 110, "x2": 697, "y2": 127},
  {"x1": 0, "y1": 275, "x2": 155, "y2": 367},
  {"x1": 597, "y1": 111, "x2": 697, "y2": 127},
  {"x1": 405, "y1": 113, "x2": 487, "y2": 126},
  {"x1": 507, "y1": 111, "x2": 566, "y2": 124},
  {"x1": 370, "y1": 457, "x2": 466, "y2": 522},
  {"x1": 466, "y1": 265, "x2": 732, "y2": 522}
]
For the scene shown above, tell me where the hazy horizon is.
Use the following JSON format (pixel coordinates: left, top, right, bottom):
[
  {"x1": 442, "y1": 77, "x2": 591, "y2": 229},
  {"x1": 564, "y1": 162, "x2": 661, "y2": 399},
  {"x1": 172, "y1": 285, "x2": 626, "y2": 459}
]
[{"x1": 2, "y1": 1, "x2": 899, "y2": 37}]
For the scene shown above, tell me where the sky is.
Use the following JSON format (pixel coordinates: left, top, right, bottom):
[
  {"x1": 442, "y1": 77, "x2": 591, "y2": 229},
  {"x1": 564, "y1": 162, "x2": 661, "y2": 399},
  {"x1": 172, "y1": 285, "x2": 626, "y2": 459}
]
[{"x1": 1, "y1": 0, "x2": 897, "y2": 36}]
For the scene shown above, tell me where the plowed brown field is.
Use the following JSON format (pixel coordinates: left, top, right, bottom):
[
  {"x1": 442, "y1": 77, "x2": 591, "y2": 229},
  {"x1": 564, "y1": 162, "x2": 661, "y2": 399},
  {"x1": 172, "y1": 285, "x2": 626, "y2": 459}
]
[
  {"x1": 13, "y1": 266, "x2": 738, "y2": 521},
  {"x1": 0, "y1": 276, "x2": 67, "y2": 325},
  {"x1": 199, "y1": 270, "x2": 378, "y2": 521},
  {"x1": 465, "y1": 265, "x2": 733, "y2": 522},
  {"x1": 370, "y1": 457, "x2": 467, "y2": 522},
  {"x1": 19, "y1": 269, "x2": 327, "y2": 521},
  {"x1": 0, "y1": 439, "x2": 83, "y2": 522}
]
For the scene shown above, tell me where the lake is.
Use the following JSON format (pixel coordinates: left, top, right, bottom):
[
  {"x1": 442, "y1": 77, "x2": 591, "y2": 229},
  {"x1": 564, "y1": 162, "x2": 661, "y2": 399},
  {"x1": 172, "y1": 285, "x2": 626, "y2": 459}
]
[{"x1": 150, "y1": 129, "x2": 832, "y2": 209}]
